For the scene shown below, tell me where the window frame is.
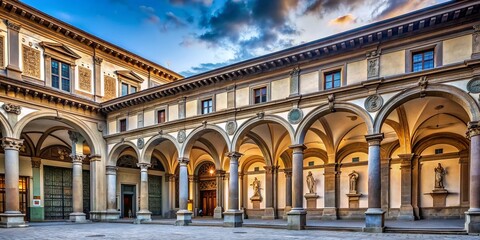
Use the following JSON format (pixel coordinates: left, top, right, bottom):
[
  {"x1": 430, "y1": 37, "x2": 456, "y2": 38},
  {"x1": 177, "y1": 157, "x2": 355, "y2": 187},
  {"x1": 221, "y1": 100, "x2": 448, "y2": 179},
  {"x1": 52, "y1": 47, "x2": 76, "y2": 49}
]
[
  {"x1": 201, "y1": 98, "x2": 214, "y2": 115},
  {"x1": 250, "y1": 84, "x2": 269, "y2": 105},
  {"x1": 156, "y1": 108, "x2": 167, "y2": 124},
  {"x1": 320, "y1": 65, "x2": 344, "y2": 91},
  {"x1": 405, "y1": 42, "x2": 442, "y2": 73},
  {"x1": 118, "y1": 118, "x2": 128, "y2": 132},
  {"x1": 51, "y1": 59, "x2": 72, "y2": 92},
  {"x1": 40, "y1": 42, "x2": 80, "y2": 94},
  {"x1": 412, "y1": 49, "x2": 435, "y2": 72}
]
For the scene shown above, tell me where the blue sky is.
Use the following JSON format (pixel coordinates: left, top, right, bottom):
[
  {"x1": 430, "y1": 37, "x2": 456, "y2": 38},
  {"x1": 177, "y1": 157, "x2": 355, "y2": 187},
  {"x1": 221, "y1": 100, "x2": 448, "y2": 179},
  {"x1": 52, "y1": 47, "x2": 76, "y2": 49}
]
[{"x1": 22, "y1": 0, "x2": 448, "y2": 77}]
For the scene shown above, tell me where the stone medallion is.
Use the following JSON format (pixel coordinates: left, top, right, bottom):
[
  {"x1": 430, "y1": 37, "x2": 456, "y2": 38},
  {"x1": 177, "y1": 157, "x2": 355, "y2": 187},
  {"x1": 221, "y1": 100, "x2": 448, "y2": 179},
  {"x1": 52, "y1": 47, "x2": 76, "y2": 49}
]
[
  {"x1": 288, "y1": 108, "x2": 303, "y2": 124},
  {"x1": 364, "y1": 94, "x2": 383, "y2": 112},
  {"x1": 177, "y1": 130, "x2": 186, "y2": 143},
  {"x1": 226, "y1": 121, "x2": 237, "y2": 135},
  {"x1": 467, "y1": 76, "x2": 480, "y2": 93},
  {"x1": 137, "y1": 138, "x2": 144, "y2": 149}
]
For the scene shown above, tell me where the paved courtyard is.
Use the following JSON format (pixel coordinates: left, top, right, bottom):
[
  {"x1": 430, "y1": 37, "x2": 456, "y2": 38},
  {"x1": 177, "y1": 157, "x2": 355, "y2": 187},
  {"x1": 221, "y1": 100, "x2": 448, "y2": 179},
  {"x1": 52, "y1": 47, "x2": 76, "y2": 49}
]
[{"x1": 0, "y1": 223, "x2": 478, "y2": 240}]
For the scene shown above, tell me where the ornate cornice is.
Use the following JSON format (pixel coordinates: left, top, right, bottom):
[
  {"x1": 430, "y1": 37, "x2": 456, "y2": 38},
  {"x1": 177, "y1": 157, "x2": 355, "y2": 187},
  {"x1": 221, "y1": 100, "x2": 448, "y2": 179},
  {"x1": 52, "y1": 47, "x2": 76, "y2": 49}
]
[
  {"x1": 1, "y1": 137, "x2": 24, "y2": 151},
  {"x1": 2, "y1": 103, "x2": 21, "y2": 115}
]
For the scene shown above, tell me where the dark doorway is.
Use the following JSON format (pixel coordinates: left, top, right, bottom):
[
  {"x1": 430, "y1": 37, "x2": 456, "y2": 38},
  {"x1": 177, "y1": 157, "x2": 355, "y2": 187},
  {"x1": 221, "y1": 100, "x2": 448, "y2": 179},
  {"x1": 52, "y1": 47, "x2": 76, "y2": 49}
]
[
  {"x1": 121, "y1": 184, "x2": 136, "y2": 218},
  {"x1": 200, "y1": 190, "x2": 216, "y2": 216}
]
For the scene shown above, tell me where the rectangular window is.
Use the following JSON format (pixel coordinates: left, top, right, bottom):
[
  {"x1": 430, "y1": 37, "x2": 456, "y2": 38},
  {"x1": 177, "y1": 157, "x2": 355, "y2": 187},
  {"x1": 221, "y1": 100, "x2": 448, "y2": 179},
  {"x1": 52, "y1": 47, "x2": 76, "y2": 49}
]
[
  {"x1": 119, "y1": 119, "x2": 127, "y2": 132},
  {"x1": 130, "y1": 86, "x2": 137, "y2": 94},
  {"x1": 308, "y1": 161, "x2": 314, "y2": 166},
  {"x1": 121, "y1": 83, "x2": 129, "y2": 96},
  {"x1": 324, "y1": 70, "x2": 341, "y2": 90},
  {"x1": 51, "y1": 59, "x2": 70, "y2": 92},
  {"x1": 352, "y1": 157, "x2": 360, "y2": 163},
  {"x1": 157, "y1": 110, "x2": 166, "y2": 124},
  {"x1": 254, "y1": 87, "x2": 267, "y2": 104},
  {"x1": 201, "y1": 99, "x2": 213, "y2": 114},
  {"x1": 412, "y1": 49, "x2": 434, "y2": 72},
  {"x1": 254, "y1": 167, "x2": 260, "y2": 172},
  {"x1": 434, "y1": 148, "x2": 443, "y2": 155}
]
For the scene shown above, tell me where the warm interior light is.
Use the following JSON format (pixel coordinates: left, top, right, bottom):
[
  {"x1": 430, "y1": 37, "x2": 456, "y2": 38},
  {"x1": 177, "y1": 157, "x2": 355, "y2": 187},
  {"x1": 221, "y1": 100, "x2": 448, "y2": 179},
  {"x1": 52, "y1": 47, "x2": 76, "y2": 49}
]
[{"x1": 209, "y1": 169, "x2": 214, "y2": 175}]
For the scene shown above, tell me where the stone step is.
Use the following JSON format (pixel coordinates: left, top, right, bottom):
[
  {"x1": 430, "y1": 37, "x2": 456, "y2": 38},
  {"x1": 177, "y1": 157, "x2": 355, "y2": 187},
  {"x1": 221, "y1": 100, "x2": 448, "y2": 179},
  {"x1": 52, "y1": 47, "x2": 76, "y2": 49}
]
[
  {"x1": 305, "y1": 226, "x2": 363, "y2": 232},
  {"x1": 243, "y1": 223, "x2": 286, "y2": 229},
  {"x1": 385, "y1": 228, "x2": 467, "y2": 235}
]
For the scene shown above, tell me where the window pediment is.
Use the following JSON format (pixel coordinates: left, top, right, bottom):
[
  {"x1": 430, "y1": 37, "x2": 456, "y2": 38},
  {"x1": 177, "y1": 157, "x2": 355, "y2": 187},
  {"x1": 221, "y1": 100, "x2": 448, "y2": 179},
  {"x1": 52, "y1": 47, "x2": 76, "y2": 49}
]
[
  {"x1": 116, "y1": 70, "x2": 144, "y2": 83},
  {"x1": 39, "y1": 42, "x2": 81, "y2": 63}
]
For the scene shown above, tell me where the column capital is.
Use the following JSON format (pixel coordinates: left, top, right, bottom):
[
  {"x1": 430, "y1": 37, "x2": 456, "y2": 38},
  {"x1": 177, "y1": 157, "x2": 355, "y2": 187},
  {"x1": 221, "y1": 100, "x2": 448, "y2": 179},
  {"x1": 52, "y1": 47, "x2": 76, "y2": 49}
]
[
  {"x1": 215, "y1": 169, "x2": 226, "y2": 177},
  {"x1": 137, "y1": 162, "x2": 151, "y2": 170},
  {"x1": 93, "y1": 56, "x2": 103, "y2": 65},
  {"x1": 365, "y1": 133, "x2": 384, "y2": 146},
  {"x1": 323, "y1": 163, "x2": 339, "y2": 175},
  {"x1": 289, "y1": 144, "x2": 306, "y2": 152},
  {"x1": 263, "y1": 166, "x2": 275, "y2": 174},
  {"x1": 89, "y1": 154, "x2": 101, "y2": 162},
  {"x1": 106, "y1": 165, "x2": 118, "y2": 175},
  {"x1": 284, "y1": 168, "x2": 292, "y2": 177},
  {"x1": 398, "y1": 153, "x2": 415, "y2": 167},
  {"x1": 188, "y1": 175, "x2": 198, "y2": 182},
  {"x1": 70, "y1": 154, "x2": 86, "y2": 164},
  {"x1": 178, "y1": 157, "x2": 189, "y2": 165},
  {"x1": 467, "y1": 121, "x2": 480, "y2": 139},
  {"x1": 68, "y1": 130, "x2": 81, "y2": 143},
  {"x1": 1, "y1": 137, "x2": 24, "y2": 151},
  {"x1": 228, "y1": 151, "x2": 243, "y2": 160},
  {"x1": 31, "y1": 157, "x2": 42, "y2": 168},
  {"x1": 165, "y1": 173, "x2": 176, "y2": 182},
  {"x1": 6, "y1": 20, "x2": 21, "y2": 31}
]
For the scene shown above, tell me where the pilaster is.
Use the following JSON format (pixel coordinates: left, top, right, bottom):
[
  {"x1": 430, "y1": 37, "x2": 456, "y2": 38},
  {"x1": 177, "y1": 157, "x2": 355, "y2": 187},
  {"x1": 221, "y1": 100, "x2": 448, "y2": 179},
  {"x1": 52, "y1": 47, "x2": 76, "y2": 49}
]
[{"x1": 5, "y1": 20, "x2": 22, "y2": 80}]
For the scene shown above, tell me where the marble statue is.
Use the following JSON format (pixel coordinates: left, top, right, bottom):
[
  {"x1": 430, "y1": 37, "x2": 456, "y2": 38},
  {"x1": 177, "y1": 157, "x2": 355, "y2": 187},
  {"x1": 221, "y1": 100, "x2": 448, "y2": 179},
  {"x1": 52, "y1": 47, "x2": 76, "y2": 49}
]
[
  {"x1": 306, "y1": 171, "x2": 315, "y2": 194},
  {"x1": 434, "y1": 163, "x2": 446, "y2": 189},
  {"x1": 251, "y1": 177, "x2": 261, "y2": 197},
  {"x1": 348, "y1": 171, "x2": 359, "y2": 194}
]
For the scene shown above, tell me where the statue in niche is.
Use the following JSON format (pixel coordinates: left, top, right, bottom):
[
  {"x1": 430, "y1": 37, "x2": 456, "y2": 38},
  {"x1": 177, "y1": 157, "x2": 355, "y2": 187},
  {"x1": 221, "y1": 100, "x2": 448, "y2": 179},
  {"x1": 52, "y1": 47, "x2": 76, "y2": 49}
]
[
  {"x1": 348, "y1": 171, "x2": 360, "y2": 194},
  {"x1": 250, "y1": 177, "x2": 261, "y2": 198},
  {"x1": 434, "y1": 163, "x2": 446, "y2": 189},
  {"x1": 306, "y1": 171, "x2": 316, "y2": 194}
]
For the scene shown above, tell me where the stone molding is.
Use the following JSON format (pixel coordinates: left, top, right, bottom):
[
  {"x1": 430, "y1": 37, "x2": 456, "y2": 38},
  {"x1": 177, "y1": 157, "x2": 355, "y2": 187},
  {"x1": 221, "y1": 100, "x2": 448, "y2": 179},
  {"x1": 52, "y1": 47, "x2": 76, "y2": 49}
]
[
  {"x1": 6, "y1": 20, "x2": 20, "y2": 31},
  {"x1": 89, "y1": 154, "x2": 101, "y2": 162},
  {"x1": 2, "y1": 103, "x2": 22, "y2": 115},
  {"x1": 365, "y1": 133, "x2": 384, "y2": 146},
  {"x1": 289, "y1": 144, "x2": 306, "y2": 153},
  {"x1": 1, "y1": 137, "x2": 24, "y2": 151}
]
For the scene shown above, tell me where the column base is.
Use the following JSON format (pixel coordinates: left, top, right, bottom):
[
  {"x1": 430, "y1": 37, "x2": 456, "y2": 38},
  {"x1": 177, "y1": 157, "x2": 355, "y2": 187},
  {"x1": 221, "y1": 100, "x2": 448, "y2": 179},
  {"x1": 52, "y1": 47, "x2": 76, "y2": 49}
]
[
  {"x1": 287, "y1": 209, "x2": 306, "y2": 230},
  {"x1": 93, "y1": 210, "x2": 120, "y2": 221},
  {"x1": 223, "y1": 211, "x2": 243, "y2": 227},
  {"x1": 363, "y1": 208, "x2": 385, "y2": 233},
  {"x1": 322, "y1": 207, "x2": 338, "y2": 220},
  {"x1": 397, "y1": 205, "x2": 415, "y2": 221},
  {"x1": 175, "y1": 210, "x2": 192, "y2": 226},
  {"x1": 136, "y1": 210, "x2": 152, "y2": 222},
  {"x1": 213, "y1": 207, "x2": 223, "y2": 219},
  {"x1": 0, "y1": 212, "x2": 28, "y2": 228},
  {"x1": 262, "y1": 207, "x2": 275, "y2": 220},
  {"x1": 69, "y1": 212, "x2": 87, "y2": 223},
  {"x1": 465, "y1": 210, "x2": 480, "y2": 234},
  {"x1": 283, "y1": 206, "x2": 292, "y2": 220}
]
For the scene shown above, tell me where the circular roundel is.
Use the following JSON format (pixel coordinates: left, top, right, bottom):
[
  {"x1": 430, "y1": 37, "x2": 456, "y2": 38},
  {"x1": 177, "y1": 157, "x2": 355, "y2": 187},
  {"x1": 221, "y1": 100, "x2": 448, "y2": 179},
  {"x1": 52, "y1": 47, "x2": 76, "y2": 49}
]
[
  {"x1": 467, "y1": 76, "x2": 480, "y2": 94},
  {"x1": 288, "y1": 108, "x2": 303, "y2": 124},
  {"x1": 177, "y1": 130, "x2": 186, "y2": 143},
  {"x1": 226, "y1": 121, "x2": 237, "y2": 135},
  {"x1": 137, "y1": 138, "x2": 145, "y2": 149},
  {"x1": 364, "y1": 94, "x2": 384, "y2": 113}
]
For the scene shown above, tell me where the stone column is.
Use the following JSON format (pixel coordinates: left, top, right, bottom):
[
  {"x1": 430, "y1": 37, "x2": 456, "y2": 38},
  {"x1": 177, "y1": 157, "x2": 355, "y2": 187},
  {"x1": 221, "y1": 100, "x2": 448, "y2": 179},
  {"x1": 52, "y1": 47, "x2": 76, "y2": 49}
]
[
  {"x1": 214, "y1": 170, "x2": 225, "y2": 219},
  {"x1": 380, "y1": 158, "x2": 390, "y2": 213},
  {"x1": 30, "y1": 157, "x2": 43, "y2": 221},
  {"x1": 5, "y1": 21, "x2": 22, "y2": 80},
  {"x1": 323, "y1": 163, "x2": 338, "y2": 220},
  {"x1": 224, "y1": 152, "x2": 243, "y2": 227},
  {"x1": 263, "y1": 166, "x2": 275, "y2": 219},
  {"x1": 398, "y1": 153, "x2": 415, "y2": 220},
  {"x1": 175, "y1": 158, "x2": 192, "y2": 226},
  {"x1": 136, "y1": 163, "x2": 152, "y2": 222},
  {"x1": 364, "y1": 133, "x2": 385, "y2": 233},
  {"x1": 283, "y1": 169, "x2": 292, "y2": 219},
  {"x1": 466, "y1": 122, "x2": 480, "y2": 233},
  {"x1": 287, "y1": 144, "x2": 307, "y2": 230},
  {"x1": 69, "y1": 154, "x2": 87, "y2": 222},
  {"x1": 0, "y1": 137, "x2": 27, "y2": 228},
  {"x1": 239, "y1": 172, "x2": 244, "y2": 210},
  {"x1": 105, "y1": 165, "x2": 120, "y2": 220},
  {"x1": 459, "y1": 154, "x2": 470, "y2": 207}
]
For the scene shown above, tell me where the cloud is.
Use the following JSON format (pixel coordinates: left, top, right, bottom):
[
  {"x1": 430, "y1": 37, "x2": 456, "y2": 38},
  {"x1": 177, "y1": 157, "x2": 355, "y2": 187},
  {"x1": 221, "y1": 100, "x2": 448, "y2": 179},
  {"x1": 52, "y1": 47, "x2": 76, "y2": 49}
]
[
  {"x1": 373, "y1": 0, "x2": 435, "y2": 20},
  {"x1": 302, "y1": 0, "x2": 364, "y2": 16},
  {"x1": 329, "y1": 14, "x2": 357, "y2": 25},
  {"x1": 164, "y1": 12, "x2": 189, "y2": 30},
  {"x1": 169, "y1": 0, "x2": 213, "y2": 7}
]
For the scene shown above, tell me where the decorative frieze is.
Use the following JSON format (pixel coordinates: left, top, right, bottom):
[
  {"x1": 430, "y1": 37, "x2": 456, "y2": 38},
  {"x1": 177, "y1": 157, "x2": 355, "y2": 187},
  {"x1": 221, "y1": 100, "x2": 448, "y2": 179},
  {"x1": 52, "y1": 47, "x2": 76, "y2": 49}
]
[
  {"x1": 104, "y1": 75, "x2": 116, "y2": 100},
  {"x1": 22, "y1": 45, "x2": 41, "y2": 79},
  {"x1": 2, "y1": 103, "x2": 22, "y2": 115},
  {"x1": 78, "y1": 66, "x2": 92, "y2": 92}
]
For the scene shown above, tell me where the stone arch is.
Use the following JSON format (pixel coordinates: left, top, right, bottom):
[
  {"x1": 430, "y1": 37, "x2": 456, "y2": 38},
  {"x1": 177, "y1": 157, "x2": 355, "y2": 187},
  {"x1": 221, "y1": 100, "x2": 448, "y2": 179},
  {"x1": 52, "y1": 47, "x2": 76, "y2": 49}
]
[
  {"x1": 373, "y1": 84, "x2": 480, "y2": 133},
  {"x1": 180, "y1": 124, "x2": 231, "y2": 159},
  {"x1": 0, "y1": 112, "x2": 13, "y2": 137},
  {"x1": 231, "y1": 115, "x2": 295, "y2": 152},
  {"x1": 107, "y1": 141, "x2": 140, "y2": 166},
  {"x1": 295, "y1": 102, "x2": 374, "y2": 145},
  {"x1": 140, "y1": 134, "x2": 180, "y2": 165},
  {"x1": 240, "y1": 155, "x2": 266, "y2": 173},
  {"x1": 412, "y1": 133, "x2": 470, "y2": 155},
  {"x1": 194, "y1": 160, "x2": 216, "y2": 175},
  {"x1": 151, "y1": 150, "x2": 170, "y2": 173},
  {"x1": 336, "y1": 142, "x2": 369, "y2": 163},
  {"x1": 13, "y1": 111, "x2": 101, "y2": 155},
  {"x1": 303, "y1": 148, "x2": 328, "y2": 163}
]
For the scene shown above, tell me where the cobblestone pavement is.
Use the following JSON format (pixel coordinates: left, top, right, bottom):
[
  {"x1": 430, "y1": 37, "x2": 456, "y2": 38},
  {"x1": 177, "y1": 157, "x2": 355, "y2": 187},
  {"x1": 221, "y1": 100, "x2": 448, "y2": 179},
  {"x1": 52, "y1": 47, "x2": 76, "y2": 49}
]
[{"x1": 0, "y1": 222, "x2": 478, "y2": 240}]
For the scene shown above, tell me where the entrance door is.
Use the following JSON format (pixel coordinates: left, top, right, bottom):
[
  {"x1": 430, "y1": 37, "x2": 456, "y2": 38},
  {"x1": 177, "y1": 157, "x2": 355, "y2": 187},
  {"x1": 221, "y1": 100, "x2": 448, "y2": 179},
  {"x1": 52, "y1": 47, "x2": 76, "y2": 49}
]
[
  {"x1": 121, "y1": 184, "x2": 136, "y2": 218},
  {"x1": 200, "y1": 190, "x2": 216, "y2": 216},
  {"x1": 148, "y1": 175, "x2": 162, "y2": 216},
  {"x1": 0, "y1": 174, "x2": 29, "y2": 221}
]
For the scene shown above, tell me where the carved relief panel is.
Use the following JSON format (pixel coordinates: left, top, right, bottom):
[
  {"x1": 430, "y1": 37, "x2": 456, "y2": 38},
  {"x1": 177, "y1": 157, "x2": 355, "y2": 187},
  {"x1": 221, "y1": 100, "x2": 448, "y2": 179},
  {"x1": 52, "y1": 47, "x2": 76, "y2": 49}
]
[
  {"x1": 0, "y1": 36, "x2": 4, "y2": 68},
  {"x1": 78, "y1": 66, "x2": 92, "y2": 92},
  {"x1": 104, "y1": 75, "x2": 116, "y2": 100},
  {"x1": 22, "y1": 45, "x2": 41, "y2": 79}
]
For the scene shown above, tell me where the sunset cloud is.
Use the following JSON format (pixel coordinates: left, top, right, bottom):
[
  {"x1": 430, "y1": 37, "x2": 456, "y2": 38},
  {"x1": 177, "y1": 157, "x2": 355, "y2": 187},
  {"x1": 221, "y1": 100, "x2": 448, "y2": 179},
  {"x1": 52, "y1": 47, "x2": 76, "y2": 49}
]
[{"x1": 329, "y1": 14, "x2": 356, "y2": 25}]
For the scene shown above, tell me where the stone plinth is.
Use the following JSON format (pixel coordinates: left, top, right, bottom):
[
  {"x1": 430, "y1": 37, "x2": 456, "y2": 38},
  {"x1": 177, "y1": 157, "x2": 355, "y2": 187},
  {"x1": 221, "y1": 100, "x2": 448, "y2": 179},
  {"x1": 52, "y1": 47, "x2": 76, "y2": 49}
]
[
  {"x1": 428, "y1": 188, "x2": 449, "y2": 208},
  {"x1": 136, "y1": 210, "x2": 152, "y2": 222},
  {"x1": 304, "y1": 193, "x2": 319, "y2": 209},
  {"x1": 69, "y1": 212, "x2": 87, "y2": 223},
  {"x1": 287, "y1": 209, "x2": 307, "y2": 230},
  {"x1": 262, "y1": 207, "x2": 275, "y2": 220},
  {"x1": 346, "y1": 193, "x2": 362, "y2": 208},
  {"x1": 0, "y1": 212, "x2": 28, "y2": 228},
  {"x1": 213, "y1": 207, "x2": 223, "y2": 219},
  {"x1": 363, "y1": 208, "x2": 385, "y2": 233},
  {"x1": 250, "y1": 195, "x2": 262, "y2": 209},
  {"x1": 175, "y1": 210, "x2": 192, "y2": 226},
  {"x1": 223, "y1": 211, "x2": 243, "y2": 227},
  {"x1": 465, "y1": 211, "x2": 480, "y2": 234}
]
